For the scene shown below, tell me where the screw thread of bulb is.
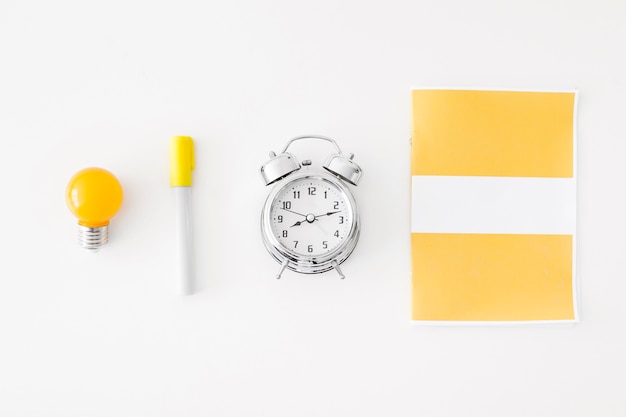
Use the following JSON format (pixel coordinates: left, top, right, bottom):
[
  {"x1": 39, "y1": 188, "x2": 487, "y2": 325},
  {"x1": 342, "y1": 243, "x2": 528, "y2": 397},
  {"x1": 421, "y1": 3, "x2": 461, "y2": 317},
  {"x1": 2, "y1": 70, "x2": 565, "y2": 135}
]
[{"x1": 78, "y1": 225, "x2": 109, "y2": 252}]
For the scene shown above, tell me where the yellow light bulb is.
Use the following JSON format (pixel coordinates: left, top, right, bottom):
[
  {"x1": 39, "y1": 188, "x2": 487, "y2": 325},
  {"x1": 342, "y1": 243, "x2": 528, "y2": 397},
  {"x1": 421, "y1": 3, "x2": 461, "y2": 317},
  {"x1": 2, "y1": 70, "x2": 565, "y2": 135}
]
[{"x1": 66, "y1": 167, "x2": 123, "y2": 251}]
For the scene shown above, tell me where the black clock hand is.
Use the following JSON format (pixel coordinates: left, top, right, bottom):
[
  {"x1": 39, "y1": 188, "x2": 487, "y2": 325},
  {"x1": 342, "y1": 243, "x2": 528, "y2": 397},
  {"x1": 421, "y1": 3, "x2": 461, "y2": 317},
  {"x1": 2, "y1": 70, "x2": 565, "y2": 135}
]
[
  {"x1": 291, "y1": 213, "x2": 320, "y2": 227},
  {"x1": 314, "y1": 211, "x2": 340, "y2": 219},
  {"x1": 292, "y1": 212, "x2": 339, "y2": 229},
  {"x1": 283, "y1": 208, "x2": 310, "y2": 227}
]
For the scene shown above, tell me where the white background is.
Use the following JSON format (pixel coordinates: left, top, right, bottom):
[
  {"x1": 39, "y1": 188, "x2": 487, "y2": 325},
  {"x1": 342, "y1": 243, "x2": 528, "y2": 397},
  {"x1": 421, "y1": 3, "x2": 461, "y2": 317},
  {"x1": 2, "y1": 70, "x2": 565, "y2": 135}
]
[{"x1": 1, "y1": 1, "x2": 625, "y2": 416}]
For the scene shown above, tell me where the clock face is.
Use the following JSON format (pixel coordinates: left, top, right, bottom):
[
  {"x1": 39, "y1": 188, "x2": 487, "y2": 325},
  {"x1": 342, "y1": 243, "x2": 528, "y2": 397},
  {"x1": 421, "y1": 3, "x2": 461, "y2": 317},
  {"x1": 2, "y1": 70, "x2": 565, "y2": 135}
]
[{"x1": 267, "y1": 175, "x2": 355, "y2": 258}]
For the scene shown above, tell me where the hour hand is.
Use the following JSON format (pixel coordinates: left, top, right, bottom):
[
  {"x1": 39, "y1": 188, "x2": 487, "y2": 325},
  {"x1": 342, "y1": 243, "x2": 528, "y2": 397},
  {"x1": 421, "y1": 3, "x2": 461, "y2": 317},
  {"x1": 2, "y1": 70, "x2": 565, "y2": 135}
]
[{"x1": 291, "y1": 214, "x2": 316, "y2": 227}]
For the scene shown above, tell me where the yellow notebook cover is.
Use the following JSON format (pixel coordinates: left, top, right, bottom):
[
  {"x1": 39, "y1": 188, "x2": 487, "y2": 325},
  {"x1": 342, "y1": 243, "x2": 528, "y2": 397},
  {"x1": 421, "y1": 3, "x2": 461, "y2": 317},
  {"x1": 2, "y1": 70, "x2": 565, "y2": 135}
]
[{"x1": 411, "y1": 89, "x2": 578, "y2": 323}]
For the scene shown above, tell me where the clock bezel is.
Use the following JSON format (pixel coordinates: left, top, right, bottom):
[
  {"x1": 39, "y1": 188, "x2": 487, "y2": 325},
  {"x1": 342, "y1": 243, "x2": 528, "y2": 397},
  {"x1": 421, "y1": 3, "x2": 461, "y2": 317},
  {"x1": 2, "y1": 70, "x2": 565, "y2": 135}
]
[{"x1": 261, "y1": 172, "x2": 360, "y2": 275}]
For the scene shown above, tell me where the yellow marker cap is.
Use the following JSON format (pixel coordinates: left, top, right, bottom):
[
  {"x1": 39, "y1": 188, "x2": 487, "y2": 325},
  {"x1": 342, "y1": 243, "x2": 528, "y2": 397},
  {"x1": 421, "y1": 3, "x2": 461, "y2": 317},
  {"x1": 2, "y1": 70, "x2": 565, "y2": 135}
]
[{"x1": 170, "y1": 136, "x2": 195, "y2": 186}]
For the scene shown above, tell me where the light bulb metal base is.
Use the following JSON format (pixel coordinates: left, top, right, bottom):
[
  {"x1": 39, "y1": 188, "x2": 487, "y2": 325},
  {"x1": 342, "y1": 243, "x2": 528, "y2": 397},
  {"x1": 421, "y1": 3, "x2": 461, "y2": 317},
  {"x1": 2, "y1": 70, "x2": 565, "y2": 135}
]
[{"x1": 78, "y1": 225, "x2": 109, "y2": 252}]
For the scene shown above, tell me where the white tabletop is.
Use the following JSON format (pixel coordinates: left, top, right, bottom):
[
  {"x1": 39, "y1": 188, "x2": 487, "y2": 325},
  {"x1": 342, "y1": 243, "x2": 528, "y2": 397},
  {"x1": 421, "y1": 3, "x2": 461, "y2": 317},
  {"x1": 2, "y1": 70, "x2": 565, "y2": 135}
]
[{"x1": 0, "y1": 1, "x2": 624, "y2": 416}]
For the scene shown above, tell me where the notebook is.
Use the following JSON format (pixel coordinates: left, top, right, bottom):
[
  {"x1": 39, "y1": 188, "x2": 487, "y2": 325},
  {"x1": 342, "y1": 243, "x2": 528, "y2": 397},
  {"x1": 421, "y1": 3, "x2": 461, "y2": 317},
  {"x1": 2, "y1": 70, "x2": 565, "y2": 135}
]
[{"x1": 410, "y1": 89, "x2": 578, "y2": 324}]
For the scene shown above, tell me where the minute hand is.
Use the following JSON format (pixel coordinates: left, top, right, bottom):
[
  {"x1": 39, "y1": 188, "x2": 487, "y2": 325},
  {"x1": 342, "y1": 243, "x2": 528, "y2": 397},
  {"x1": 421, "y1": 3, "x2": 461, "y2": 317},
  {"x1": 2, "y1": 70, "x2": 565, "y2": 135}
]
[{"x1": 314, "y1": 211, "x2": 340, "y2": 219}]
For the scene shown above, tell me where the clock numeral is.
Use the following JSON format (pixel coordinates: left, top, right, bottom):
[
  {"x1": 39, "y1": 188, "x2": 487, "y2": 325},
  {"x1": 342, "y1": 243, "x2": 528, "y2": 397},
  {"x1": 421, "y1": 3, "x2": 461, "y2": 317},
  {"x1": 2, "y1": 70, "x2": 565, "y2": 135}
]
[
  {"x1": 308, "y1": 245, "x2": 313, "y2": 253},
  {"x1": 334, "y1": 230, "x2": 339, "y2": 238},
  {"x1": 293, "y1": 241, "x2": 298, "y2": 248},
  {"x1": 308, "y1": 187, "x2": 316, "y2": 196},
  {"x1": 282, "y1": 230, "x2": 288, "y2": 238},
  {"x1": 339, "y1": 216, "x2": 344, "y2": 224},
  {"x1": 322, "y1": 241, "x2": 328, "y2": 249},
  {"x1": 333, "y1": 201, "x2": 339, "y2": 209},
  {"x1": 293, "y1": 191, "x2": 300, "y2": 199},
  {"x1": 277, "y1": 215, "x2": 283, "y2": 223},
  {"x1": 324, "y1": 191, "x2": 328, "y2": 199},
  {"x1": 282, "y1": 201, "x2": 291, "y2": 210}
]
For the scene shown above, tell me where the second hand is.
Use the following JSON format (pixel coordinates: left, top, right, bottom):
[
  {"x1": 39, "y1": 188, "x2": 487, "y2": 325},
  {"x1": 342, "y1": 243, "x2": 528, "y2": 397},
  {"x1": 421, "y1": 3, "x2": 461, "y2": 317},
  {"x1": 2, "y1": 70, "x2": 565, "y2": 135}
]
[{"x1": 281, "y1": 208, "x2": 307, "y2": 217}]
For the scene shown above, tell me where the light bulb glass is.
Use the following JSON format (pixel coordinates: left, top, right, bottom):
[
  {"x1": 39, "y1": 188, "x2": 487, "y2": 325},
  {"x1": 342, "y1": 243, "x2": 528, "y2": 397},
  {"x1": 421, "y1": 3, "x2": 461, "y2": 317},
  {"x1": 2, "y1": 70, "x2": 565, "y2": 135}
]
[{"x1": 66, "y1": 167, "x2": 123, "y2": 250}]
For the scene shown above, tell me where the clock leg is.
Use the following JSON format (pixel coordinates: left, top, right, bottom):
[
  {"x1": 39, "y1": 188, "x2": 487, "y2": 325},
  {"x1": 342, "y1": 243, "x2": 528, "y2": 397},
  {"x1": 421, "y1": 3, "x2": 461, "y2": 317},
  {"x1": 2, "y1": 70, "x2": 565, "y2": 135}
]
[
  {"x1": 276, "y1": 260, "x2": 289, "y2": 279},
  {"x1": 332, "y1": 260, "x2": 345, "y2": 279}
]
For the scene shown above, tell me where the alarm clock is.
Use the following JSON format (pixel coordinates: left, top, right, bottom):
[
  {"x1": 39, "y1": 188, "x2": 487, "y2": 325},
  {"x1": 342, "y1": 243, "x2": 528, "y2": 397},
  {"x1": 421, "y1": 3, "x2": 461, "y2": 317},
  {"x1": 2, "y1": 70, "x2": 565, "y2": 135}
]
[{"x1": 260, "y1": 135, "x2": 362, "y2": 279}]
